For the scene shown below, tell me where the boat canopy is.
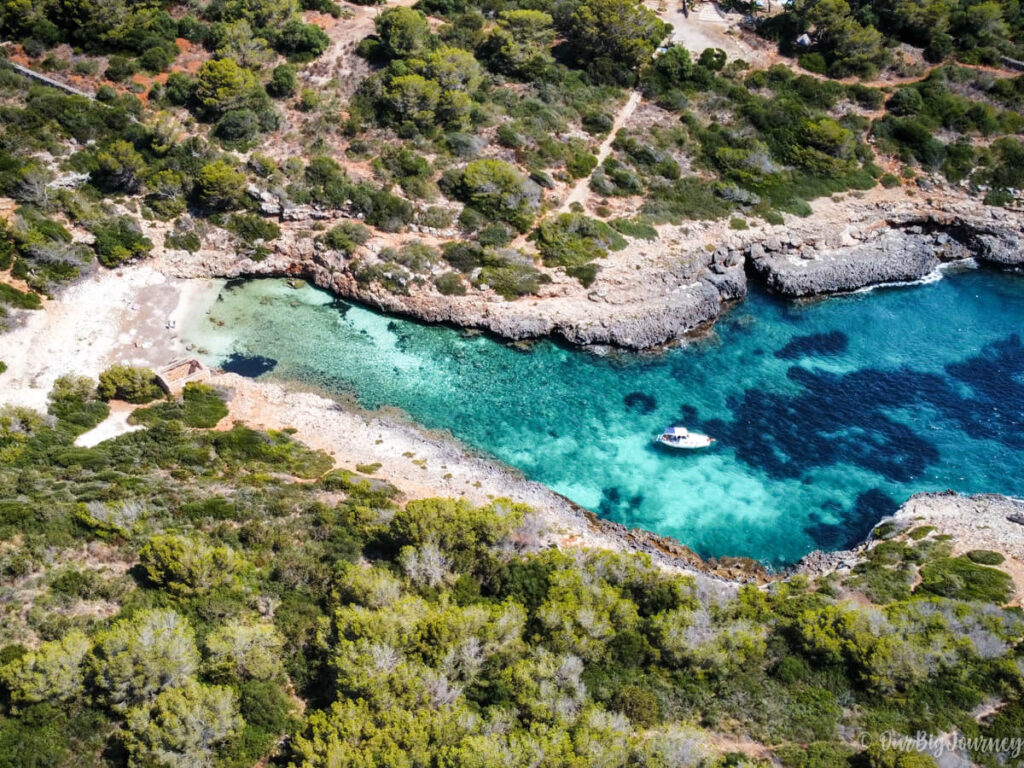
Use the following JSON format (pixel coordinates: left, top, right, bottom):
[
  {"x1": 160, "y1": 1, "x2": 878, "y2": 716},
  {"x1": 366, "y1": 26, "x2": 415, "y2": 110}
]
[{"x1": 664, "y1": 427, "x2": 690, "y2": 437}]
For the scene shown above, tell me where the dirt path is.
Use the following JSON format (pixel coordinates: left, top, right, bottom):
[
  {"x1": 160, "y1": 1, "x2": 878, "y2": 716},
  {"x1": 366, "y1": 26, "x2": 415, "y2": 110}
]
[
  {"x1": 306, "y1": 0, "x2": 418, "y2": 89},
  {"x1": 656, "y1": 0, "x2": 1019, "y2": 85},
  {"x1": 559, "y1": 90, "x2": 643, "y2": 213},
  {"x1": 74, "y1": 402, "x2": 144, "y2": 448}
]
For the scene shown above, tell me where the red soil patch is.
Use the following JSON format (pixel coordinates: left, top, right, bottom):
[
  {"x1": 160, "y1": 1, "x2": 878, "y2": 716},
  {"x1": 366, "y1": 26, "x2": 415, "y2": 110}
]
[{"x1": 305, "y1": 11, "x2": 340, "y2": 30}]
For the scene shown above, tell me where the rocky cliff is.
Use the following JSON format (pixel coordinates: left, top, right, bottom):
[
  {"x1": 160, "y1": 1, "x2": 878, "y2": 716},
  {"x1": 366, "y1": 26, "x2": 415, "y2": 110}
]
[
  {"x1": 158, "y1": 197, "x2": 1022, "y2": 351},
  {"x1": 159, "y1": 220, "x2": 748, "y2": 350}
]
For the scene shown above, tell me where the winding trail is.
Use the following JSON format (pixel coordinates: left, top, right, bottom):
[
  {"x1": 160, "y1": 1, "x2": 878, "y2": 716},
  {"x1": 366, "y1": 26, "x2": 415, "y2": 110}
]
[{"x1": 559, "y1": 90, "x2": 643, "y2": 213}]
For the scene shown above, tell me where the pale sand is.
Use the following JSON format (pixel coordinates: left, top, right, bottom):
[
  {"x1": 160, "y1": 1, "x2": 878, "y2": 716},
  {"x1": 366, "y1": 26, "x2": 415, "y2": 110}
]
[
  {"x1": 74, "y1": 401, "x2": 144, "y2": 448},
  {"x1": 0, "y1": 266, "x2": 695, "y2": 566},
  {"x1": 0, "y1": 265, "x2": 208, "y2": 411}
]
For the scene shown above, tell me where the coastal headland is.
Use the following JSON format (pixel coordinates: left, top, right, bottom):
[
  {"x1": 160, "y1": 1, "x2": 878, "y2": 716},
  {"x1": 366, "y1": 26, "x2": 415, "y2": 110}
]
[
  {"x1": 157, "y1": 188, "x2": 1024, "y2": 350},
  {"x1": 2, "y1": 252, "x2": 1022, "y2": 602}
]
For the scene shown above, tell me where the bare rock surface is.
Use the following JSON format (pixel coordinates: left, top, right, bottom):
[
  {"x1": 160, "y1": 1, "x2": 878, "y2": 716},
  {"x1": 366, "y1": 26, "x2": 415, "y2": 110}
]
[
  {"x1": 159, "y1": 225, "x2": 748, "y2": 350},
  {"x1": 746, "y1": 203, "x2": 1024, "y2": 298},
  {"x1": 799, "y1": 491, "x2": 1024, "y2": 597}
]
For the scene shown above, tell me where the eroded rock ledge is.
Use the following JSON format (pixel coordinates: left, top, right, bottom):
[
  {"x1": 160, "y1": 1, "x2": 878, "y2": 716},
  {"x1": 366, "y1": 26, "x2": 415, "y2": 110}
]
[
  {"x1": 160, "y1": 198, "x2": 1022, "y2": 352},
  {"x1": 745, "y1": 209, "x2": 1024, "y2": 298},
  {"x1": 160, "y1": 223, "x2": 747, "y2": 350},
  {"x1": 797, "y1": 491, "x2": 1024, "y2": 577}
]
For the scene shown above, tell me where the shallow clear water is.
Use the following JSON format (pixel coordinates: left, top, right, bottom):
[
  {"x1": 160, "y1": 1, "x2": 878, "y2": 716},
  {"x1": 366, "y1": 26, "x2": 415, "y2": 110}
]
[{"x1": 182, "y1": 268, "x2": 1024, "y2": 566}]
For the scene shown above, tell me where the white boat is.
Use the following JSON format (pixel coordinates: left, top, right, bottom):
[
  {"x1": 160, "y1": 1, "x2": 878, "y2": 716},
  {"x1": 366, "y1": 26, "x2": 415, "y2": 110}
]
[{"x1": 656, "y1": 426, "x2": 715, "y2": 449}]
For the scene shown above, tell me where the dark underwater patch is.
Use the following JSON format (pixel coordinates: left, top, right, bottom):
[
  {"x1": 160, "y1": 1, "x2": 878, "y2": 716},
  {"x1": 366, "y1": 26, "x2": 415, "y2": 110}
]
[
  {"x1": 678, "y1": 404, "x2": 699, "y2": 422},
  {"x1": 598, "y1": 486, "x2": 644, "y2": 522},
  {"x1": 220, "y1": 352, "x2": 277, "y2": 377},
  {"x1": 706, "y1": 333, "x2": 1024, "y2": 482},
  {"x1": 942, "y1": 334, "x2": 1024, "y2": 450},
  {"x1": 805, "y1": 489, "x2": 898, "y2": 550},
  {"x1": 775, "y1": 331, "x2": 849, "y2": 360},
  {"x1": 624, "y1": 392, "x2": 657, "y2": 414},
  {"x1": 328, "y1": 297, "x2": 352, "y2": 315}
]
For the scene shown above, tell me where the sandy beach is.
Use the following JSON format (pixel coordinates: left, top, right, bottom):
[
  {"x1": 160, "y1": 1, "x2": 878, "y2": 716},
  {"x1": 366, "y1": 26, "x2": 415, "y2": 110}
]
[
  {"x1": 0, "y1": 265, "x2": 216, "y2": 411},
  {"x1": 0, "y1": 266, "x2": 719, "y2": 571}
]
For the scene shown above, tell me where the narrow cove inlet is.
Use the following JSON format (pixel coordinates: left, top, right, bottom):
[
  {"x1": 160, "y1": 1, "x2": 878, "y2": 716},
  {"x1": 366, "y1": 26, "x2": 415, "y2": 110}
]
[{"x1": 182, "y1": 268, "x2": 1024, "y2": 567}]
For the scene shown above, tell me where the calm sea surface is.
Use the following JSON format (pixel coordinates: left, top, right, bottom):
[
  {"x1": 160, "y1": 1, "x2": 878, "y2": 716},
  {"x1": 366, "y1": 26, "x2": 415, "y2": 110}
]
[{"x1": 182, "y1": 268, "x2": 1024, "y2": 565}]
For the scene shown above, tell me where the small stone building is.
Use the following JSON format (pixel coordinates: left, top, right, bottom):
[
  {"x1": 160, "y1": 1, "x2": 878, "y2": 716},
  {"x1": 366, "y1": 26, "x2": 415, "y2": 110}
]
[{"x1": 155, "y1": 358, "x2": 209, "y2": 395}]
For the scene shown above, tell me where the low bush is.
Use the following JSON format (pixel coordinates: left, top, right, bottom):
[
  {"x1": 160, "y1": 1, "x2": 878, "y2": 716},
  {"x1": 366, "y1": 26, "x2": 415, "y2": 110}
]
[
  {"x1": 918, "y1": 556, "x2": 1014, "y2": 603},
  {"x1": 321, "y1": 221, "x2": 371, "y2": 254},
  {"x1": 0, "y1": 283, "x2": 41, "y2": 309},
  {"x1": 132, "y1": 383, "x2": 228, "y2": 428},
  {"x1": 965, "y1": 549, "x2": 1005, "y2": 566},
  {"x1": 610, "y1": 218, "x2": 658, "y2": 239},
  {"x1": 532, "y1": 213, "x2": 625, "y2": 285},
  {"x1": 97, "y1": 364, "x2": 163, "y2": 404},
  {"x1": 434, "y1": 271, "x2": 466, "y2": 296},
  {"x1": 90, "y1": 217, "x2": 154, "y2": 268},
  {"x1": 48, "y1": 375, "x2": 110, "y2": 431},
  {"x1": 227, "y1": 214, "x2": 281, "y2": 244}
]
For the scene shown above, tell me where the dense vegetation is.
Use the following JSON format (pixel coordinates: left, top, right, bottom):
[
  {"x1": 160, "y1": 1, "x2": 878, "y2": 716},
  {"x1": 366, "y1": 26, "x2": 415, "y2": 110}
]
[
  {"x1": 0, "y1": 0, "x2": 1022, "y2": 310},
  {"x1": 3, "y1": 1, "x2": 1024, "y2": 763},
  {"x1": 0, "y1": 375, "x2": 1022, "y2": 767},
  {"x1": 761, "y1": 0, "x2": 1024, "y2": 77}
]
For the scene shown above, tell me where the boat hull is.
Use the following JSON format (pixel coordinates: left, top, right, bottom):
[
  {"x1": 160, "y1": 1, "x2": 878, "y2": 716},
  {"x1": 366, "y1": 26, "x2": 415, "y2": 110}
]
[{"x1": 656, "y1": 435, "x2": 715, "y2": 450}]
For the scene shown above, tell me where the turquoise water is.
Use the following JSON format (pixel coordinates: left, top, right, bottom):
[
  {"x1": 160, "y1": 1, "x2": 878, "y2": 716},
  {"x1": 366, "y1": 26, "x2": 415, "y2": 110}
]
[{"x1": 183, "y1": 268, "x2": 1024, "y2": 566}]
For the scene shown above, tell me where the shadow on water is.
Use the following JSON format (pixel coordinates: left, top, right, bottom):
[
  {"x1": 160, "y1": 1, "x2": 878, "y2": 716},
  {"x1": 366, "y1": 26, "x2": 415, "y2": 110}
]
[
  {"x1": 775, "y1": 330, "x2": 849, "y2": 360},
  {"x1": 704, "y1": 334, "x2": 1024, "y2": 486},
  {"x1": 221, "y1": 352, "x2": 277, "y2": 377},
  {"x1": 804, "y1": 489, "x2": 899, "y2": 551}
]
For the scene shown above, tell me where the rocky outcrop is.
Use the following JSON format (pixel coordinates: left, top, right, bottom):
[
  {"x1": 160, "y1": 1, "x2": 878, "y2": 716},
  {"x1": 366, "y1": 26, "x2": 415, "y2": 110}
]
[
  {"x1": 160, "y1": 223, "x2": 747, "y2": 351},
  {"x1": 747, "y1": 209, "x2": 1024, "y2": 298},
  {"x1": 159, "y1": 195, "x2": 1021, "y2": 351},
  {"x1": 797, "y1": 491, "x2": 1024, "y2": 577},
  {"x1": 581, "y1": 510, "x2": 771, "y2": 583}
]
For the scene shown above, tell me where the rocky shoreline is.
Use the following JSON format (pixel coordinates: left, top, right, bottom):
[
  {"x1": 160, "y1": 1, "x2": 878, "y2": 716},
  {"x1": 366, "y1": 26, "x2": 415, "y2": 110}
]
[
  {"x1": 158, "y1": 196, "x2": 1024, "y2": 352},
  {"x1": 797, "y1": 491, "x2": 1024, "y2": 580},
  {"x1": 746, "y1": 209, "x2": 1024, "y2": 298}
]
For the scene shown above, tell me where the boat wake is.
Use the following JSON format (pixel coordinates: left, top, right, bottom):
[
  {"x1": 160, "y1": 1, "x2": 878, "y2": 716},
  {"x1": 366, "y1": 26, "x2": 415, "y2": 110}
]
[{"x1": 848, "y1": 258, "x2": 978, "y2": 295}]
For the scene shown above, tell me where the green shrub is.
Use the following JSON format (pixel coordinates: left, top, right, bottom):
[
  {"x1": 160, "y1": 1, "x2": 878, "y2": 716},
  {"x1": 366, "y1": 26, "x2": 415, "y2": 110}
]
[
  {"x1": 90, "y1": 217, "x2": 154, "y2": 268},
  {"x1": 455, "y1": 159, "x2": 540, "y2": 232},
  {"x1": 907, "y1": 525, "x2": 935, "y2": 540},
  {"x1": 196, "y1": 161, "x2": 247, "y2": 211},
  {"x1": 880, "y1": 173, "x2": 901, "y2": 188},
  {"x1": 0, "y1": 283, "x2": 41, "y2": 310},
  {"x1": 322, "y1": 222, "x2": 371, "y2": 254},
  {"x1": 181, "y1": 384, "x2": 229, "y2": 428},
  {"x1": 918, "y1": 556, "x2": 1013, "y2": 603},
  {"x1": 267, "y1": 65, "x2": 298, "y2": 99},
  {"x1": 434, "y1": 272, "x2": 467, "y2": 296},
  {"x1": 965, "y1": 549, "x2": 1005, "y2": 566},
  {"x1": 227, "y1": 214, "x2": 281, "y2": 244},
  {"x1": 97, "y1": 364, "x2": 162, "y2": 404},
  {"x1": 798, "y1": 53, "x2": 828, "y2": 75},
  {"x1": 104, "y1": 55, "x2": 137, "y2": 82},
  {"x1": 475, "y1": 261, "x2": 550, "y2": 300},
  {"x1": 610, "y1": 217, "x2": 657, "y2": 239},
  {"x1": 48, "y1": 375, "x2": 109, "y2": 431},
  {"x1": 275, "y1": 20, "x2": 330, "y2": 62},
  {"x1": 566, "y1": 149, "x2": 598, "y2": 179},
  {"x1": 477, "y1": 223, "x2": 513, "y2": 248},
  {"x1": 132, "y1": 383, "x2": 228, "y2": 429},
  {"x1": 165, "y1": 231, "x2": 202, "y2": 253},
  {"x1": 532, "y1": 212, "x2": 625, "y2": 284},
  {"x1": 728, "y1": 217, "x2": 748, "y2": 230}
]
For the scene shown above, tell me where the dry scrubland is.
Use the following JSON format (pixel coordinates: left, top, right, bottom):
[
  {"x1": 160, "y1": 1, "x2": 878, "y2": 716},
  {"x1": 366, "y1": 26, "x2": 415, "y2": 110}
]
[{"x1": 2, "y1": 0, "x2": 1024, "y2": 764}]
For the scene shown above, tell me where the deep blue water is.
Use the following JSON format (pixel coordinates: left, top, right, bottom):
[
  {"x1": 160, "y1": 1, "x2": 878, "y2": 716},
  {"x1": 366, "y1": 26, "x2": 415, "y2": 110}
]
[{"x1": 183, "y1": 268, "x2": 1024, "y2": 566}]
